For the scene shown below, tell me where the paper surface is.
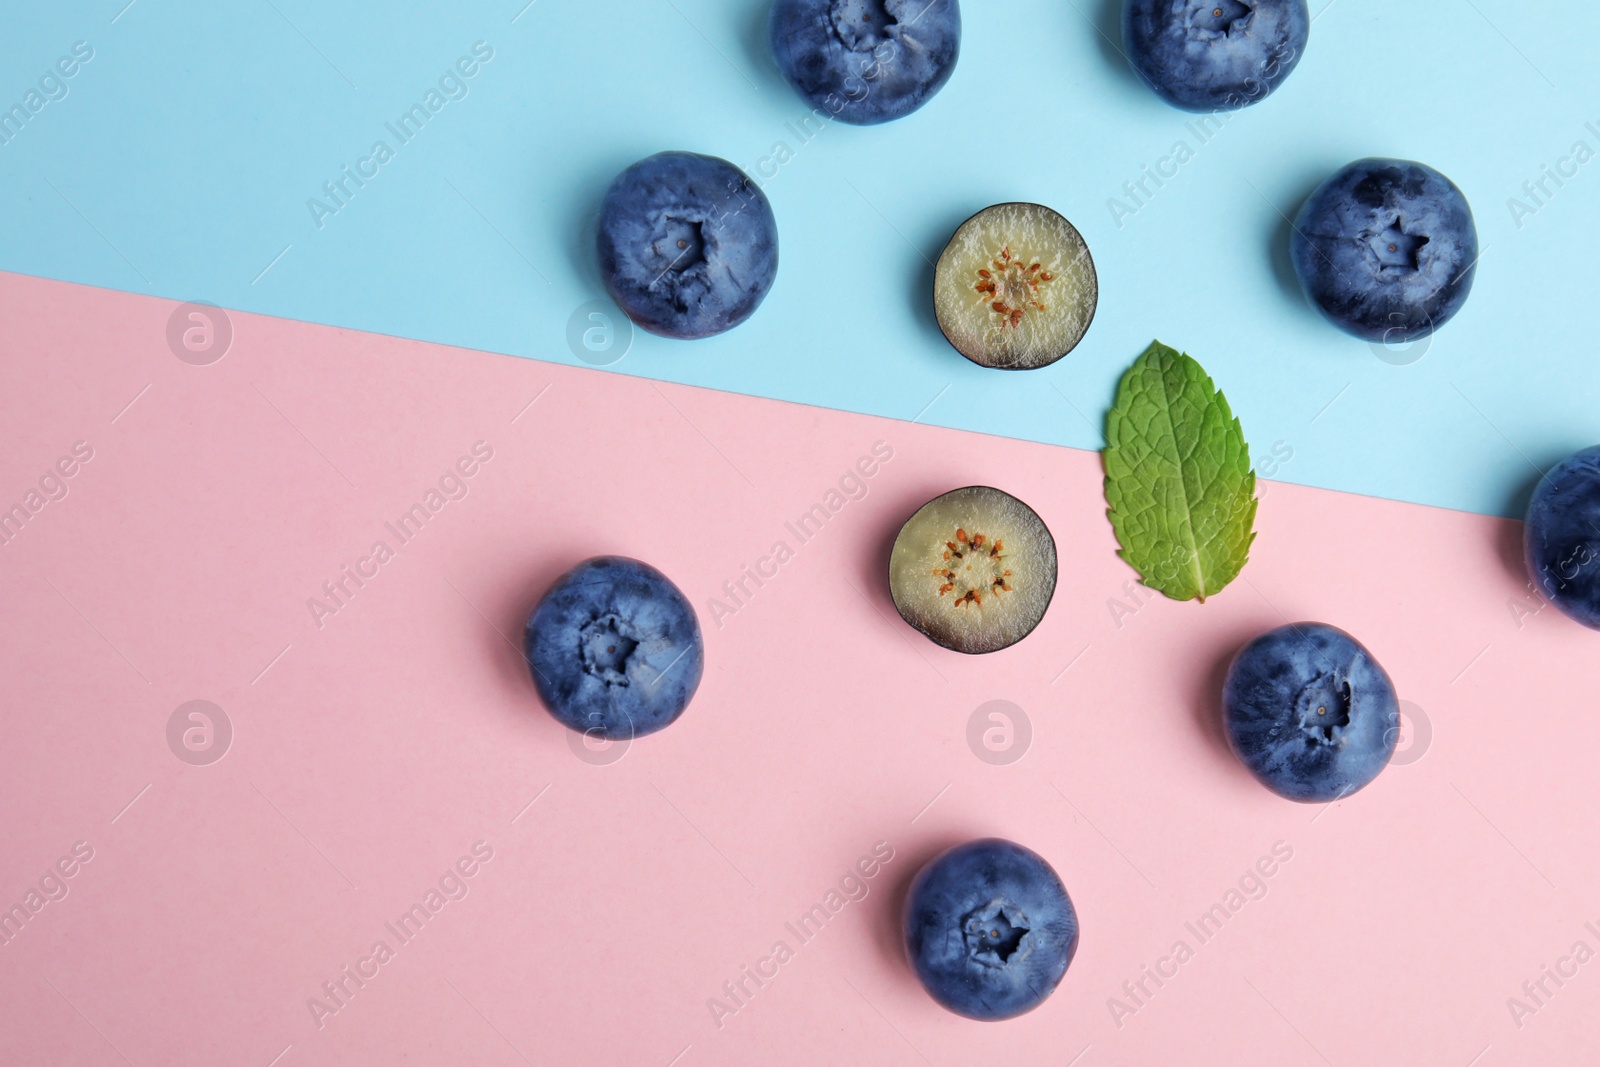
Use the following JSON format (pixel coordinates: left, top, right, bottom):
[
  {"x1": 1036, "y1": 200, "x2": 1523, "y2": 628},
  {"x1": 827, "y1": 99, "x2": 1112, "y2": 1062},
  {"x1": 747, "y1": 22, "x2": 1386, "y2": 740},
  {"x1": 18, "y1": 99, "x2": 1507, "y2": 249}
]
[
  {"x1": 1, "y1": 0, "x2": 1597, "y2": 515},
  {"x1": 2, "y1": 272, "x2": 1598, "y2": 1065}
]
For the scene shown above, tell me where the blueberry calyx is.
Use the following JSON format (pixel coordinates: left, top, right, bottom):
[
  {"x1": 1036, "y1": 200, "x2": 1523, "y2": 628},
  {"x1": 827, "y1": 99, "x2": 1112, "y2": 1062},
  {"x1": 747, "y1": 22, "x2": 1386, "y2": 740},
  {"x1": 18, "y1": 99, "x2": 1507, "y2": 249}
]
[
  {"x1": 1365, "y1": 216, "x2": 1428, "y2": 273},
  {"x1": 578, "y1": 614, "x2": 640, "y2": 685},
  {"x1": 1194, "y1": 1, "x2": 1252, "y2": 35},
  {"x1": 1295, "y1": 674, "x2": 1352, "y2": 746},
  {"x1": 962, "y1": 901, "x2": 1031, "y2": 968},
  {"x1": 830, "y1": 0, "x2": 896, "y2": 51},
  {"x1": 653, "y1": 218, "x2": 707, "y2": 276},
  {"x1": 525, "y1": 556, "x2": 703, "y2": 739}
]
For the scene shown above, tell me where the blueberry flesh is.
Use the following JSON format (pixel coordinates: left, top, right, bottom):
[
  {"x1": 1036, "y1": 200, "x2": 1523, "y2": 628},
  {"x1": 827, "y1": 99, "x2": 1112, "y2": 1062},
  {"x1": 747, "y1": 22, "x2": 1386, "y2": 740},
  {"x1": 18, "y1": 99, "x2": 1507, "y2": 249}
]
[
  {"x1": 1123, "y1": 0, "x2": 1308, "y2": 112},
  {"x1": 1526, "y1": 446, "x2": 1600, "y2": 630},
  {"x1": 524, "y1": 556, "x2": 704, "y2": 740},
  {"x1": 903, "y1": 839, "x2": 1078, "y2": 1020},
  {"x1": 769, "y1": 0, "x2": 961, "y2": 126},
  {"x1": 1223, "y1": 623, "x2": 1399, "y2": 802},
  {"x1": 1291, "y1": 158, "x2": 1478, "y2": 343},
  {"x1": 597, "y1": 152, "x2": 778, "y2": 340},
  {"x1": 888, "y1": 486, "x2": 1058, "y2": 655}
]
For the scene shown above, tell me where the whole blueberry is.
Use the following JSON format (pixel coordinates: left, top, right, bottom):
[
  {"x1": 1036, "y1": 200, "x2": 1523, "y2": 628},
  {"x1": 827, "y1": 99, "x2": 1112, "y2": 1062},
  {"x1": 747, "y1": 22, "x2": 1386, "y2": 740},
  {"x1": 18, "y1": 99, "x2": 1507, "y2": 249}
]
[
  {"x1": 597, "y1": 152, "x2": 778, "y2": 340},
  {"x1": 1123, "y1": 0, "x2": 1309, "y2": 112},
  {"x1": 1291, "y1": 158, "x2": 1478, "y2": 343},
  {"x1": 769, "y1": 0, "x2": 961, "y2": 126},
  {"x1": 1526, "y1": 446, "x2": 1600, "y2": 630},
  {"x1": 524, "y1": 556, "x2": 704, "y2": 740},
  {"x1": 1223, "y1": 623, "x2": 1399, "y2": 802},
  {"x1": 903, "y1": 838, "x2": 1078, "y2": 1020}
]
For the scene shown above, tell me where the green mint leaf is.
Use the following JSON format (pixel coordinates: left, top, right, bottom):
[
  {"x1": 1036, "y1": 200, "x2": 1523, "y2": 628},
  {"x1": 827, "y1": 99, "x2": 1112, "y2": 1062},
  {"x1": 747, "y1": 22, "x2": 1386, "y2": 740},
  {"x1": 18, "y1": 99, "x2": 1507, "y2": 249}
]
[{"x1": 1103, "y1": 340, "x2": 1257, "y2": 602}]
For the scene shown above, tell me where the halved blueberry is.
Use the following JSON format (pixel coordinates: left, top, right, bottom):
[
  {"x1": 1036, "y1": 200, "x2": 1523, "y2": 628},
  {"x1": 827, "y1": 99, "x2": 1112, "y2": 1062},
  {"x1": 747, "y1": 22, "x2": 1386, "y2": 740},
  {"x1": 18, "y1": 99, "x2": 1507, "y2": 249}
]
[
  {"x1": 933, "y1": 203, "x2": 1098, "y2": 370},
  {"x1": 597, "y1": 151, "x2": 779, "y2": 340},
  {"x1": 888, "y1": 486, "x2": 1057, "y2": 654},
  {"x1": 904, "y1": 838, "x2": 1079, "y2": 1020},
  {"x1": 769, "y1": 0, "x2": 961, "y2": 125},
  {"x1": 524, "y1": 556, "x2": 704, "y2": 740},
  {"x1": 1526, "y1": 445, "x2": 1600, "y2": 630},
  {"x1": 1223, "y1": 622, "x2": 1399, "y2": 802}
]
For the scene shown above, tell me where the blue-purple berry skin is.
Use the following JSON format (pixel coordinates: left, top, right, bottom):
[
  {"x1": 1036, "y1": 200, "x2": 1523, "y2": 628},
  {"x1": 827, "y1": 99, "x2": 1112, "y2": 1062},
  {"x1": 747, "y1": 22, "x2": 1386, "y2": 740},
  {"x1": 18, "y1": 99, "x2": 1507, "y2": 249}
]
[
  {"x1": 769, "y1": 0, "x2": 961, "y2": 126},
  {"x1": 1526, "y1": 446, "x2": 1600, "y2": 630},
  {"x1": 1224, "y1": 623, "x2": 1399, "y2": 802},
  {"x1": 525, "y1": 556, "x2": 704, "y2": 740},
  {"x1": 597, "y1": 152, "x2": 778, "y2": 340},
  {"x1": 1291, "y1": 158, "x2": 1478, "y2": 343},
  {"x1": 1123, "y1": 0, "x2": 1309, "y2": 112},
  {"x1": 903, "y1": 838, "x2": 1078, "y2": 1020}
]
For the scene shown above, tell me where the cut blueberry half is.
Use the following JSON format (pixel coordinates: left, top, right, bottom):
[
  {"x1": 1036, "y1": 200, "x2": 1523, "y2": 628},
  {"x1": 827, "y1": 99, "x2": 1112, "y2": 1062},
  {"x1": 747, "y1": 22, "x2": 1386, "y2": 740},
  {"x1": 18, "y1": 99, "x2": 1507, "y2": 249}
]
[
  {"x1": 1525, "y1": 445, "x2": 1600, "y2": 630},
  {"x1": 597, "y1": 151, "x2": 779, "y2": 340},
  {"x1": 889, "y1": 486, "x2": 1057, "y2": 654},
  {"x1": 524, "y1": 556, "x2": 704, "y2": 740},
  {"x1": 903, "y1": 838, "x2": 1079, "y2": 1020},
  {"x1": 1223, "y1": 622, "x2": 1399, "y2": 802},
  {"x1": 934, "y1": 204, "x2": 1098, "y2": 370}
]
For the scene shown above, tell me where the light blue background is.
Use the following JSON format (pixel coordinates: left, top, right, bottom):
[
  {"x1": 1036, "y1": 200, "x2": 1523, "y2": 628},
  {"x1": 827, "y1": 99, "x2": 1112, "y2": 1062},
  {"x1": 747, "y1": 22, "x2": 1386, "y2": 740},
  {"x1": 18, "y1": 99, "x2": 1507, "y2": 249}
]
[{"x1": 4, "y1": 0, "x2": 1597, "y2": 517}]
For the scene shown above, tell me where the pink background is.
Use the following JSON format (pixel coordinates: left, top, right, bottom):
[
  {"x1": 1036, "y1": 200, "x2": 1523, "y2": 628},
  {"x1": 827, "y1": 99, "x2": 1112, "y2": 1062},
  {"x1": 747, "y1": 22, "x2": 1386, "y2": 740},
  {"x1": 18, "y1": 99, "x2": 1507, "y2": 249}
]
[{"x1": 2, "y1": 270, "x2": 1597, "y2": 1065}]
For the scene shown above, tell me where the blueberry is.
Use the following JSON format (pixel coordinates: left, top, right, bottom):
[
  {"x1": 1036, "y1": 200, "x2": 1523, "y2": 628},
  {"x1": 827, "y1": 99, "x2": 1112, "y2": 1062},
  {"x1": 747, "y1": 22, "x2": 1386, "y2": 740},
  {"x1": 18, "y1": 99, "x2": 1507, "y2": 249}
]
[
  {"x1": 597, "y1": 152, "x2": 778, "y2": 340},
  {"x1": 1526, "y1": 446, "x2": 1600, "y2": 630},
  {"x1": 769, "y1": 0, "x2": 961, "y2": 126},
  {"x1": 1291, "y1": 158, "x2": 1478, "y2": 343},
  {"x1": 1223, "y1": 623, "x2": 1399, "y2": 802},
  {"x1": 1123, "y1": 0, "x2": 1309, "y2": 112},
  {"x1": 903, "y1": 838, "x2": 1078, "y2": 1020},
  {"x1": 524, "y1": 556, "x2": 704, "y2": 740}
]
